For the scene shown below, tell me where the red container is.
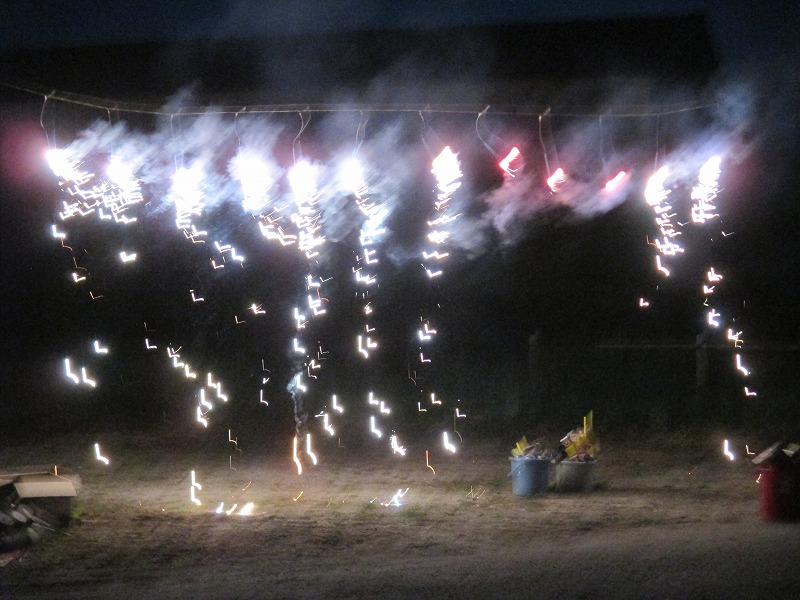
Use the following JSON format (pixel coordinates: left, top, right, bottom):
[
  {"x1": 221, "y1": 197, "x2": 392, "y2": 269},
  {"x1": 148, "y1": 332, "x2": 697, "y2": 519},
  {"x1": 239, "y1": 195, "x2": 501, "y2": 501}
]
[{"x1": 758, "y1": 462, "x2": 800, "y2": 521}]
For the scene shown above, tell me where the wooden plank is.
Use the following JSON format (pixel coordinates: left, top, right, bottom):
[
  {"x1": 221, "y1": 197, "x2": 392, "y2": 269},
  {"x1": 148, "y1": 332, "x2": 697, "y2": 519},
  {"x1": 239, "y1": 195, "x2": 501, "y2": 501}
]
[
  {"x1": 14, "y1": 476, "x2": 78, "y2": 498},
  {"x1": 0, "y1": 470, "x2": 81, "y2": 496}
]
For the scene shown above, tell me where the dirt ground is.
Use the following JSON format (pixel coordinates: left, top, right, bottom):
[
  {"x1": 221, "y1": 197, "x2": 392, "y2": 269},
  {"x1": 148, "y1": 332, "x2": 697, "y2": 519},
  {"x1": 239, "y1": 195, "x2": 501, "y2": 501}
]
[{"x1": 1, "y1": 430, "x2": 799, "y2": 599}]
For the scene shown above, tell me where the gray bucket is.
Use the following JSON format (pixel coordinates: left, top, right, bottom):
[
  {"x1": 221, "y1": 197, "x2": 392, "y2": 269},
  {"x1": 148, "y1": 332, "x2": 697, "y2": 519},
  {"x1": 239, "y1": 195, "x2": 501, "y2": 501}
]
[
  {"x1": 555, "y1": 460, "x2": 596, "y2": 492},
  {"x1": 509, "y1": 457, "x2": 551, "y2": 496}
]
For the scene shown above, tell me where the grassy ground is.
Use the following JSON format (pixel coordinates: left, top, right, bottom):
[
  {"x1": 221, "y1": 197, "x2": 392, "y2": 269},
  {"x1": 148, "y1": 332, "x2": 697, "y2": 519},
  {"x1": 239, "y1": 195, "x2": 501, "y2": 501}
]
[{"x1": 1, "y1": 429, "x2": 797, "y2": 599}]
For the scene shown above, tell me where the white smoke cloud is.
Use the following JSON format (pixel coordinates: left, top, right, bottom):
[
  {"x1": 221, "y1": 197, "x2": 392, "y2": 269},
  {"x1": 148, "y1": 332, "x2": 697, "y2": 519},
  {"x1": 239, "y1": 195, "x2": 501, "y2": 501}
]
[{"x1": 49, "y1": 67, "x2": 776, "y2": 266}]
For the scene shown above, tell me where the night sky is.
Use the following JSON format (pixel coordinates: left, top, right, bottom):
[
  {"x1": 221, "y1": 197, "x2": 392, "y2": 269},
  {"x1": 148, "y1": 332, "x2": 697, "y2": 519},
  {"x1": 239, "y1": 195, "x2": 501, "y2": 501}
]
[{"x1": 0, "y1": 2, "x2": 798, "y2": 438}]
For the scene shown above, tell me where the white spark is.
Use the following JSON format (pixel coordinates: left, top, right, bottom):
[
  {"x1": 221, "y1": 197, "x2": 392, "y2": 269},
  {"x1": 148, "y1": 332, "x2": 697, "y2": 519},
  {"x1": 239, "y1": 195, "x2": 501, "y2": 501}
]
[
  {"x1": 691, "y1": 156, "x2": 722, "y2": 219},
  {"x1": 199, "y1": 389, "x2": 213, "y2": 411},
  {"x1": 645, "y1": 166, "x2": 670, "y2": 206},
  {"x1": 654, "y1": 237, "x2": 684, "y2": 256},
  {"x1": 340, "y1": 157, "x2": 367, "y2": 196},
  {"x1": 499, "y1": 147, "x2": 521, "y2": 176},
  {"x1": 46, "y1": 148, "x2": 89, "y2": 183},
  {"x1": 80, "y1": 367, "x2": 96, "y2": 387},
  {"x1": 172, "y1": 164, "x2": 206, "y2": 230},
  {"x1": 427, "y1": 230, "x2": 450, "y2": 245},
  {"x1": 655, "y1": 255, "x2": 670, "y2": 277},
  {"x1": 727, "y1": 329, "x2": 743, "y2": 347},
  {"x1": 94, "y1": 443, "x2": 110, "y2": 465},
  {"x1": 427, "y1": 214, "x2": 459, "y2": 227},
  {"x1": 64, "y1": 358, "x2": 80, "y2": 384},
  {"x1": 390, "y1": 435, "x2": 407, "y2": 456},
  {"x1": 196, "y1": 406, "x2": 209, "y2": 428},
  {"x1": 547, "y1": 167, "x2": 566, "y2": 193},
  {"x1": 238, "y1": 502, "x2": 255, "y2": 516},
  {"x1": 321, "y1": 413, "x2": 335, "y2": 436},
  {"x1": 363, "y1": 248, "x2": 378, "y2": 264},
  {"x1": 190, "y1": 470, "x2": 202, "y2": 505},
  {"x1": 424, "y1": 266, "x2": 443, "y2": 278},
  {"x1": 722, "y1": 439, "x2": 735, "y2": 461},
  {"x1": 357, "y1": 335, "x2": 370, "y2": 358},
  {"x1": 432, "y1": 146, "x2": 462, "y2": 196},
  {"x1": 292, "y1": 436, "x2": 303, "y2": 475},
  {"x1": 288, "y1": 160, "x2": 319, "y2": 201},
  {"x1": 231, "y1": 149, "x2": 276, "y2": 213},
  {"x1": 308, "y1": 295, "x2": 326, "y2": 316},
  {"x1": 305, "y1": 433, "x2": 318, "y2": 466},
  {"x1": 383, "y1": 488, "x2": 409, "y2": 508},
  {"x1": 369, "y1": 415, "x2": 383, "y2": 438},
  {"x1": 294, "y1": 307, "x2": 308, "y2": 330},
  {"x1": 735, "y1": 354, "x2": 750, "y2": 376},
  {"x1": 215, "y1": 382, "x2": 228, "y2": 402},
  {"x1": 422, "y1": 250, "x2": 450, "y2": 261},
  {"x1": 604, "y1": 170, "x2": 628, "y2": 193},
  {"x1": 354, "y1": 269, "x2": 377, "y2": 285},
  {"x1": 306, "y1": 359, "x2": 320, "y2": 379}
]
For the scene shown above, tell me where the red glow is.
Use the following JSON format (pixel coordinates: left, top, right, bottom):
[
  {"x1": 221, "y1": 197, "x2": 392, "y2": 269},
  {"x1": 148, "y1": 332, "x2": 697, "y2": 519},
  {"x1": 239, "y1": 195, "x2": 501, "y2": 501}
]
[
  {"x1": 498, "y1": 147, "x2": 521, "y2": 175},
  {"x1": 604, "y1": 170, "x2": 628, "y2": 192},
  {"x1": 0, "y1": 121, "x2": 48, "y2": 189},
  {"x1": 546, "y1": 168, "x2": 566, "y2": 192}
]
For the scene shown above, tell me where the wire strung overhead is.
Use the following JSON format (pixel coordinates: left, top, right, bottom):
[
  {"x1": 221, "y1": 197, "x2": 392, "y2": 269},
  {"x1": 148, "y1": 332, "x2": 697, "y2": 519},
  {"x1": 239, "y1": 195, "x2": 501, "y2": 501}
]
[{"x1": 2, "y1": 81, "x2": 716, "y2": 119}]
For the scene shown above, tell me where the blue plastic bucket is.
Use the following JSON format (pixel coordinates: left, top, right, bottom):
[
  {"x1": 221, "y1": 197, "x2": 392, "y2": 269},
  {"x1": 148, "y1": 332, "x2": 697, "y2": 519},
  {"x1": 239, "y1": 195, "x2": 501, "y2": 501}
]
[{"x1": 509, "y1": 457, "x2": 550, "y2": 496}]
